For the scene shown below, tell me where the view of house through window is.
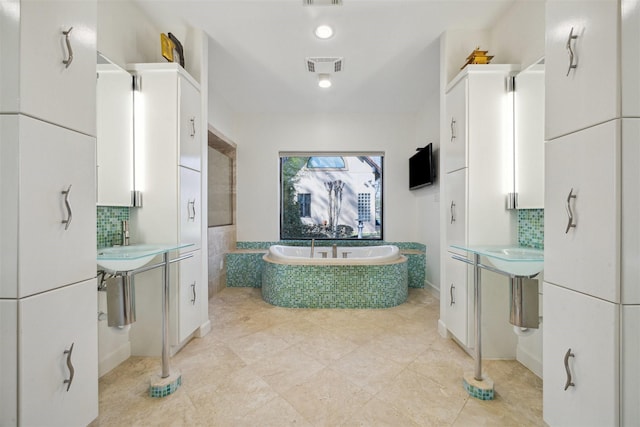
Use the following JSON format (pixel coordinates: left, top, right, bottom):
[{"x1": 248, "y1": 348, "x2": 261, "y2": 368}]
[{"x1": 280, "y1": 152, "x2": 383, "y2": 240}]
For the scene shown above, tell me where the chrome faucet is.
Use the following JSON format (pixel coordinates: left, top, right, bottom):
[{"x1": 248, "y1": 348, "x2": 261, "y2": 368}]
[
  {"x1": 121, "y1": 220, "x2": 130, "y2": 246},
  {"x1": 332, "y1": 244, "x2": 337, "y2": 258},
  {"x1": 310, "y1": 239, "x2": 315, "y2": 258}
]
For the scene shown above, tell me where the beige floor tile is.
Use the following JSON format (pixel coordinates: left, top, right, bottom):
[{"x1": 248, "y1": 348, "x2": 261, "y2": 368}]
[{"x1": 94, "y1": 287, "x2": 543, "y2": 427}]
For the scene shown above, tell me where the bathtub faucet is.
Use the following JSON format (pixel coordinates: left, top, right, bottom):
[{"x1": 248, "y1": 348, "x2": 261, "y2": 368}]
[
  {"x1": 332, "y1": 244, "x2": 337, "y2": 258},
  {"x1": 310, "y1": 239, "x2": 315, "y2": 258}
]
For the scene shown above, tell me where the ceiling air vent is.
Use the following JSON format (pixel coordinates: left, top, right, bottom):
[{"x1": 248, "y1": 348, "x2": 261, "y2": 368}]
[
  {"x1": 305, "y1": 57, "x2": 344, "y2": 74},
  {"x1": 303, "y1": 0, "x2": 342, "y2": 5}
]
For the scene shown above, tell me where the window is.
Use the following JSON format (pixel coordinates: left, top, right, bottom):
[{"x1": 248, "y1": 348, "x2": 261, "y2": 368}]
[
  {"x1": 299, "y1": 193, "x2": 311, "y2": 217},
  {"x1": 280, "y1": 152, "x2": 383, "y2": 240}
]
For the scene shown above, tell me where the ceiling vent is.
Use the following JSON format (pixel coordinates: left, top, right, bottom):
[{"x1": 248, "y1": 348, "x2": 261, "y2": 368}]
[
  {"x1": 306, "y1": 57, "x2": 344, "y2": 73},
  {"x1": 303, "y1": 0, "x2": 342, "y2": 5}
]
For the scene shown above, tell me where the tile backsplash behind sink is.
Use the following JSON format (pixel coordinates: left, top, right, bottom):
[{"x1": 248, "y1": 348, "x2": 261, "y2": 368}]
[
  {"x1": 97, "y1": 206, "x2": 130, "y2": 248},
  {"x1": 518, "y1": 209, "x2": 544, "y2": 249}
]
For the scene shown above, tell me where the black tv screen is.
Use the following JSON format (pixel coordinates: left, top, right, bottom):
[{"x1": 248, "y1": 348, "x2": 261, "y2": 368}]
[{"x1": 409, "y1": 143, "x2": 435, "y2": 190}]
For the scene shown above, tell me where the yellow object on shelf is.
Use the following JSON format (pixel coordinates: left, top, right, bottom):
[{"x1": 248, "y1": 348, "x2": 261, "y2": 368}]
[
  {"x1": 461, "y1": 47, "x2": 494, "y2": 69},
  {"x1": 160, "y1": 33, "x2": 175, "y2": 63}
]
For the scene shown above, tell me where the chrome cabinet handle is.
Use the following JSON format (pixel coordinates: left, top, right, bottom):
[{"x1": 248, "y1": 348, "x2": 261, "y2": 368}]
[
  {"x1": 450, "y1": 284, "x2": 455, "y2": 306},
  {"x1": 190, "y1": 282, "x2": 196, "y2": 305},
  {"x1": 190, "y1": 117, "x2": 196, "y2": 137},
  {"x1": 450, "y1": 118, "x2": 456, "y2": 142},
  {"x1": 188, "y1": 199, "x2": 196, "y2": 221},
  {"x1": 63, "y1": 343, "x2": 75, "y2": 392},
  {"x1": 450, "y1": 201, "x2": 456, "y2": 224},
  {"x1": 62, "y1": 27, "x2": 74, "y2": 68},
  {"x1": 563, "y1": 348, "x2": 575, "y2": 390},
  {"x1": 565, "y1": 188, "x2": 577, "y2": 233},
  {"x1": 566, "y1": 27, "x2": 578, "y2": 76},
  {"x1": 61, "y1": 185, "x2": 73, "y2": 230}
]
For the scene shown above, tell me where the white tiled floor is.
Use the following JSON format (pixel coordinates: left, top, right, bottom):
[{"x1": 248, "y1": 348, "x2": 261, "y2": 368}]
[{"x1": 92, "y1": 287, "x2": 543, "y2": 426}]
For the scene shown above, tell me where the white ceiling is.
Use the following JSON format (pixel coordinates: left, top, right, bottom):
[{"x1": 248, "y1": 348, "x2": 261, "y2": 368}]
[{"x1": 134, "y1": 0, "x2": 515, "y2": 114}]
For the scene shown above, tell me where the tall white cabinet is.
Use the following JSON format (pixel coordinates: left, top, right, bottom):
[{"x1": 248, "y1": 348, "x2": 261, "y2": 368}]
[
  {"x1": 543, "y1": 0, "x2": 640, "y2": 425},
  {"x1": 440, "y1": 65, "x2": 518, "y2": 357},
  {"x1": 128, "y1": 63, "x2": 208, "y2": 356},
  {"x1": 0, "y1": 2, "x2": 98, "y2": 426}
]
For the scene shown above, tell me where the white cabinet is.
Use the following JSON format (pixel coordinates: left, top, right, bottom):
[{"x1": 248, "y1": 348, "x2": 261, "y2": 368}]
[
  {"x1": 128, "y1": 63, "x2": 206, "y2": 355},
  {"x1": 1, "y1": 280, "x2": 98, "y2": 427},
  {"x1": 443, "y1": 78, "x2": 467, "y2": 173},
  {"x1": 0, "y1": 1, "x2": 97, "y2": 136},
  {"x1": 440, "y1": 65, "x2": 518, "y2": 356},
  {"x1": 0, "y1": 115, "x2": 96, "y2": 299},
  {"x1": 545, "y1": 0, "x2": 640, "y2": 139},
  {"x1": 544, "y1": 120, "x2": 619, "y2": 303},
  {"x1": 543, "y1": 282, "x2": 619, "y2": 427}
]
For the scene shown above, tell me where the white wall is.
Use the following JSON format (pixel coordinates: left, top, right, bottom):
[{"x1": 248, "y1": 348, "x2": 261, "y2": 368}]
[{"x1": 234, "y1": 113, "x2": 419, "y2": 243}]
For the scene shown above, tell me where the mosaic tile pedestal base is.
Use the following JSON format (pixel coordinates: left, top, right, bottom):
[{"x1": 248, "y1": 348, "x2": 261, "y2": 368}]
[
  {"x1": 463, "y1": 372, "x2": 495, "y2": 400},
  {"x1": 149, "y1": 371, "x2": 182, "y2": 398}
]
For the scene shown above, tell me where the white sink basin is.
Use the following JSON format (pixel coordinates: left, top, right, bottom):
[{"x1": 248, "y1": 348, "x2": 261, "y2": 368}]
[
  {"x1": 483, "y1": 247, "x2": 544, "y2": 277},
  {"x1": 97, "y1": 244, "x2": 165, "y2": 272}
]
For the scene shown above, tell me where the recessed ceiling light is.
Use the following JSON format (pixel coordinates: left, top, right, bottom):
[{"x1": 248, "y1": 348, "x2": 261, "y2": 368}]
[
  {"x1": 314, "y1": 25, "x2": 334, "y2": 39},
  {"x1": 318, "y1": 74, "x2": 332, "y2": 88}
]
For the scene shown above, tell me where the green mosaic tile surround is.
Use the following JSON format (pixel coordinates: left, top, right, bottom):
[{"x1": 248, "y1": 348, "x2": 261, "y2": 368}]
[
  {"x1": 463, "y1": 378, "x2": 495, "y2": 401},
  {"x1": 97, "y1": 206, "x2": 130, "y2": 248},
  {"x1": 227, "y1": 241, "x2": 425, "y2": 289},
  {"x1": 518, "y1": 209, "x2": 544, "y2": 249},
  {"x1": 262, "y1": 259, "x2": 408, "y2": 308}
]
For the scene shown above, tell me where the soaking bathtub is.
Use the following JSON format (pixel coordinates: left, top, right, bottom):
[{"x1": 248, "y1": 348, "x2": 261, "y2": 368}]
[{"x1": 261, "y1": 244, "x2": 408, "y2": 308}]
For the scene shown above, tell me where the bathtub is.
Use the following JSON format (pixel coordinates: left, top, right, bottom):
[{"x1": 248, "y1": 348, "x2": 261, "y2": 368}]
[{"x1": 262, "y1": 244, "x2": 408, "y2": 308}]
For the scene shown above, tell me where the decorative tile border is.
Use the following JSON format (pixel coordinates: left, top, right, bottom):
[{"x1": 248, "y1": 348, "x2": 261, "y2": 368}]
[
  {"x1": 262, "y1": 259, "x2": 408, "y2": 308},
  {"x1": 518, "y1": 209, "x2": 544, "y2": 249},
  {"x1": 97, "y1": 206, "x2": 130, "y2": 248}
]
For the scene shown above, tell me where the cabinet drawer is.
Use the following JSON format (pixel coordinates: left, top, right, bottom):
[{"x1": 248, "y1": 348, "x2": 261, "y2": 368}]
[
  {"x1": 179, "y1": 75, "x2": 202, "y2": 172},
  {"x1": 0, "y1": 116, "x2": 96, "y2": 298},
  {"x1": 543, "y1": 282, "x2": 618, "y2": 427},
  {"x1": 444, "y1": 255, "x2": 468, "y2": 346},
  {"x1": 445, "y1": 168, "x2": 467, "y2": 253},
  {"x1": 444, "y1": 79, "x2": 467, "y2": 173},
  {"x1": 179, "y1": 166, "x2": 202, "y2": 252},
  {"x1": 545, "y1": 0, "x2": 618, "y2": 140},
  {"x1": 177, "y1": 250, "x2": 203, "y2": 343},
  {"x1": 544, "y1": 120, "x2": 619, "y2": 302},
  {"x1": 0, "y1": 1, "x2": 97, "y2": 136},
  {"x1": 19, "y1": 279, "x2": 98, "y2": 427}
]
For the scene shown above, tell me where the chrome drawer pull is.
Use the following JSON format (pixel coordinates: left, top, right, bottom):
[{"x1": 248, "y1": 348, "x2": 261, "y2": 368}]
[
  {"x1": 62, "y1": 27, "x2": 74, "y2": 68},
  {"x1": 450, "y1": 201, "x2": 456, "y2": 224},
  {"x1": 450, "y1": 284, "x2": 455, "y2": 306},
  {"x1": 190, "y1": 117, "x2": 196, "y2": 137},
  {"x1": 563, "y1": 348, "x2": 575, "y2": 390},
  {"x1": 63, "y1": 343, "x2": 75, "y2": 392},
  {"x1": 188, "y1": 199, "x2": 196, "y2": 221},
  {"x1": 450, "y1": 118, "x2": 456, "y2": 142},
  {"x1": 191, "y1": 282, "x2": 196, "y2": 305},
  {"x1": 566, "y1": 27, "x2": 578, "y2": 76},
  {"x1": 61, "y1": 185, "x2": 73, "y2": 230},
  {"x1": 565, "y1": 188, "x2": 577, "y2": 233}
]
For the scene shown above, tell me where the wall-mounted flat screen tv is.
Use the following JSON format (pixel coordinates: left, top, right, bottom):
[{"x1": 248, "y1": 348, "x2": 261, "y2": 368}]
[{"x1": 409, "y1": 143, "x2": 436, "y2": 190}]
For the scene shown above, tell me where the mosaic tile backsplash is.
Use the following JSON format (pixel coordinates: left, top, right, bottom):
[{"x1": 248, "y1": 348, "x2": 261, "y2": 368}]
[
  {"x1": 97, "y1": 206, "x2": 130, "y2": 248},
  {"x1": 518, "y1": 209, "x2": 544, "y2": 249}
]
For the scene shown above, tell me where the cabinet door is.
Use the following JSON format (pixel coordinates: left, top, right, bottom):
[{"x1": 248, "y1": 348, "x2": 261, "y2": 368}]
[
  {"x1": 179, "y1": 75, "x2": 202, "y2": 172},
  {"x1": 177, "y1": 250, "x2": 202, "y2": 343},
  {"x1": 545, "y1": 0, "x2": 618, "y2": 140},
  {"x1": 179, "y1": 166, "x2": 202, "y2": 252},
  {"x1": 0, "y1": 300, "x2": 17, "y2": 426},
  {"x1": 622, "y1": 305, "x2": 640, "y2": 425},
  {"x1": 0, "y1": 116, "x2": 96, "y2": 298},
  {"x1": 444, "y1": 79, "x2": 467, "y2": 173},
  {"x1": 19, "y1": 279, "x2": 98, "y2": 427},
  {"x1": 0, "y1": 1, "x2": 97, "y2": 136},
  {"x1": 543, "y1": 282, "x2": 618, "y2": 427},
  {"x1": 445, "y1": 168, "x2": 467, "y2": 253},
  {"x1": 544, "y1": 121, "x2": 619, "y2": 302},
  {"x1": 444, "y1": 255, "x2": 468, "y2": 346}
]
